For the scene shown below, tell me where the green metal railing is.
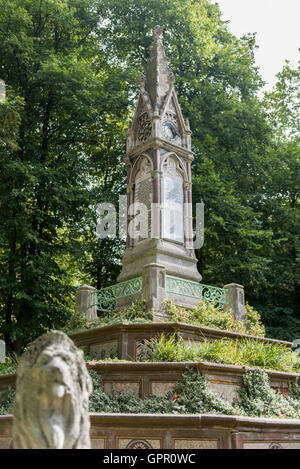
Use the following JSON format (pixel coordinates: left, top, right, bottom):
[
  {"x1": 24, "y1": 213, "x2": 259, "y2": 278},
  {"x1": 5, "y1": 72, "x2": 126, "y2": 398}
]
[
  {"x1": 93, "y1": 276, "x2": 143, "y2": 312},
  {"x1": 165, "y1": 275, "x2": 227, "y2": 310},
  {"x1": 93, "y1": 275, "x2": 228, "y2": 313}
]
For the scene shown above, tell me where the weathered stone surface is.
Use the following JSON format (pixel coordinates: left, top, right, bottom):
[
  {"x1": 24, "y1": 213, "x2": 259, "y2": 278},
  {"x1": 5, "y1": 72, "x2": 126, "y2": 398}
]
[
  {"x1": 224, "y1": 284, "x2": 246, "y2": 323},
  {"x1": 89, "y1": 340, "x2": 119, "y2": 360},
  {"x1": 3, "y1": 414, "x2": 300, "y2": 449},
  {"x1": 118, "y1": 437, "x2": 162, "y2": 449},
  {"x1": 75, "y1": 285, "x2": 97, "y2": 321},
  {"x1": 0, "y1": 339, "x2": 5, "y2": 363},
  {"x1": 118, "y1": 26, "x2": 201, "y2": 314},
  {"x1": 173, "y1": 438, "x2": 219, "y2": 449},
  {"x1": 13, "y1": 330, "x2": 92, "y2": 449}
]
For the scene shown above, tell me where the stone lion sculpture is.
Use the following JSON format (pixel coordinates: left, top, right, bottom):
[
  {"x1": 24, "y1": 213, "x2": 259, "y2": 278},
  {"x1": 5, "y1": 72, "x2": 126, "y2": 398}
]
[{"x1": 12, "y1": 330, "x2": 93, "y2": 449}]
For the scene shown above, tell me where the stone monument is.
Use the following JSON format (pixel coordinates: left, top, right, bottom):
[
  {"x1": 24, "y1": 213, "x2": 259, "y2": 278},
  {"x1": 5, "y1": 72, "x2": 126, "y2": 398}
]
[
  {"x1": 117, "y1": 26, "x2": 202, "y2": 316},
  {"x1": 12, "y1": 330, "x2": 92, "y2": 449}
]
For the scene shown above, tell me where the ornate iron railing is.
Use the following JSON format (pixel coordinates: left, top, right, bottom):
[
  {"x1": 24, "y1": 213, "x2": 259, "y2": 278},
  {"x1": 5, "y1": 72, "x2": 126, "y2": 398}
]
[
  {"x1": 165, "y1": 275, "x2": 227, "y2": 310},
  {"x1": 93, "y1": 276, "x2": 143, "y2": 312},
  {"x1": 93, "y1": 275, "x2": 227, "y2": 313}
]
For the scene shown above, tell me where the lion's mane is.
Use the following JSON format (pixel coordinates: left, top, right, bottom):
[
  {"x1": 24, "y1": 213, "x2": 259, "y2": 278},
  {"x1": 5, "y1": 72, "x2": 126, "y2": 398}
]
[{"x1": 12, "y1": 331, "x2": 92, "y2": 449}]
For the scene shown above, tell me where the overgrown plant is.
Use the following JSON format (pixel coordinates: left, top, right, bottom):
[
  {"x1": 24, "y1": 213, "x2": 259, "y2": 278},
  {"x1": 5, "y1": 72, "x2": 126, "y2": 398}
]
[
  {"x1": 0, "y1": 354, "x2": 19, "y2": 376},
  {"x1": 0, "y1": 387, "x2": 15, "y2": 415},
  {"x1": 140, "y1": 334, "x2": 299, "y2": 372},
  {"x1": 88, "y1": 368, "x2": 235, "y2": 415},
  {"x1": 1, "y1": 368, "x2": 300, "y2": 418},
  {"x1": 64, "y1": 301, "x2": 151, "y2": 334},
  {"x1": 164, "y1": 299, "x2": 265, "y2": 337},
  {"x1": 236, "y1": 370, "x2": 299, "y2": 418}
]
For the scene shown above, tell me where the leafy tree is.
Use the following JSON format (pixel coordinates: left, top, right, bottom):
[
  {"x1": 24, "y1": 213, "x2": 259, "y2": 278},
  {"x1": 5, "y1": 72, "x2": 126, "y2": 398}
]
[{"x1": 0, "y1": 0, "x2": 129, "y2": 351}]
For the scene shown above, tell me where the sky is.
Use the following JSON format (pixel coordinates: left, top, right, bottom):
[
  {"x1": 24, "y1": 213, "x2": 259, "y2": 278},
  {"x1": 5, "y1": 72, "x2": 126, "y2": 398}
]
[{"x1": 216, "y1": 0, "x2": 300, "y2": 90}]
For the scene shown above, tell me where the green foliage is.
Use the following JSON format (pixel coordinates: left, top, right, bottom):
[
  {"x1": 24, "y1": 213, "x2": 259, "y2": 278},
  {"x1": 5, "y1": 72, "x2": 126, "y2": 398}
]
[
  {"x1": 236, "y1": 370, "x2": 299, "y2": 418},
  {"x1": 101, "y1": 300, "x2": 152, "y2": 324},
  {"x1": 89, "y1": 370, "x2": 179, "y2": 414},
  {"x1": 62, "y1": 310, "x2": 90, "y2": 334},
  {"x1": 286, "y1": 379, "x2": 300, "y2": 412},
  {"x1": 0, "y1": 353, "x2": 19, "y2": 376},
  {"x1": 64, "y1": 301, "x2": 151, "y2": 334},
  {"x1": 140, "y1": 333, "x2": 299, "y2": 372},
  {"x1": 1, "y1": 368, "x2": 300, "y2": 418},
  {"x1": 164, "y1": 299, "x2": 265, "y2": 337},
  {"x1": 245, "y1": 303, "x2": 266, "y2": 337},
  {"x1": 0, "y1": 386, "x2": 15, "y2": 415},
  {"x1": 0, "y1": 0, "x2": 298, "y2": 348},
  {"x1": 88, "y1": 368, "x2": 235, "y2": 415},
  {"x1": 0, "y1": 357, "x2": 17, "y2": 376},
  {"x1": 172, "y1": 367, "x2": 236, "y2": 415}
]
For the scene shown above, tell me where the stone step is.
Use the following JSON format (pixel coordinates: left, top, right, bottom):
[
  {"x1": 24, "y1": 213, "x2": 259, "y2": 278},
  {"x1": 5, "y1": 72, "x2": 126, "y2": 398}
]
[
  {"x1": 69, "y1": 322, "x2": 292, "y2": 361},
  {"x1": 1, "y1": 413, "x2": 300, "y2": 449},
  {"x1": 1, "y1": 361, "x2": 299, "y2": 404}
]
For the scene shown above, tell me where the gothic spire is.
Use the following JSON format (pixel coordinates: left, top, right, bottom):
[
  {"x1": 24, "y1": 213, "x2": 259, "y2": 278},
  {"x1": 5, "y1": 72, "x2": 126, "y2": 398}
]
[{"x1": 141, "y1": 26, "x2": 175, "y2": 113}]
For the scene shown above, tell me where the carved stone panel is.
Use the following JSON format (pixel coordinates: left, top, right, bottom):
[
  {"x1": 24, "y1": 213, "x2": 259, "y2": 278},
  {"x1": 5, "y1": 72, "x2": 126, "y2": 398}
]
[
  {"x1": 162, "y1": 157, "x2": 184, "y2": 243},
  {"x1": 132, "y1": 157, "x2": 153, "y2": 242},
  {"x1": 137, "y1": 112, "x2": 152, "y2": 143}
]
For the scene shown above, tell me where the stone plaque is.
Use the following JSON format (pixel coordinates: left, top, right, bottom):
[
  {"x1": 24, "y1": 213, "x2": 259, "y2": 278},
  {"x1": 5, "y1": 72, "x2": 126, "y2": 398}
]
[
  {"x1": 151, "y1": 381, "x2": 177, "y2": 398},
  {"x1": 208, "y1": 381, "x2": 240, "y2": 404},
  {"x1": 91, "y1": 438, "x2": 106, "y2": 449},
  {"x1": 0, "y1": 437, "x2": 12, "y2": 449},
  {"x1": 103, "y1": 381, "x2": 140, "y2": 396},
  {"x1": 173, "y1": 438, "x2": 219, "y2": 449},
  {"x1": 90, "y1": 340, "x2": 119, "y2": 360}
]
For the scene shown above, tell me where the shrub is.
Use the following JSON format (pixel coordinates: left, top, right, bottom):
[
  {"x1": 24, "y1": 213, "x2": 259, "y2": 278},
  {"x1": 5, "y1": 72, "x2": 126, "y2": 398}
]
[
  {"x1": 101, "y1": 300, "x2": 152, "y2": 325},
  {"x1": 64, "y1": 301, "x2": 151, "y2": 334},
  {"x1": 173, "y1": 367, "x2": 236, "y2": 415},
  {"x1": 0, "y1": 387, "x2": 15, "y2": 415},
  {"x1": 1, "y1": 368, "x2": 300, "y2": 419},
  {"x1": 164, "y1": 299, "x2": 265, "y2": 337},
  {"x1": 0, "y1": 354, "x2": 19, "y2": 376},
  {"x1": 236, "y1": 370, "x2": 299, "y2": 418},
  {"x1": 88, "y1": 368, "x2": 235, "y2": 415},
  {"x1": 245, "y1": 303, "x2": 266, "y2": 337}
]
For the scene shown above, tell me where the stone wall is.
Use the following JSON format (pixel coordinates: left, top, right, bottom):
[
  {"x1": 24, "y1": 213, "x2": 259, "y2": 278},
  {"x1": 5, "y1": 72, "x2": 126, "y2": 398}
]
[
  {"x1": 1, "y1": 361, "x2": 298, "y2": 404},
  {"x1": 1, "y1": 414, "x2": 300, "y2": 449}
]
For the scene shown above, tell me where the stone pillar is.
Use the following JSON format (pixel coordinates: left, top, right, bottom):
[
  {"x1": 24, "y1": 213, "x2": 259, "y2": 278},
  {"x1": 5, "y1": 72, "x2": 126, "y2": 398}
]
[
  {"x1": 0, "y1": 80, "x2": 5, "y2": 103},
  {"x1": 224, "y1": 284, "x2": 246, "y2": 323},
  {"x1": 0, "y1": 339, "x2": 5, "y2": 363},
  {"x1": 142, "y1": 264, "x2": 167, "y2": 320},
  {"x1": 75, "y1": 285, "x2": 97, "y2": 322}
]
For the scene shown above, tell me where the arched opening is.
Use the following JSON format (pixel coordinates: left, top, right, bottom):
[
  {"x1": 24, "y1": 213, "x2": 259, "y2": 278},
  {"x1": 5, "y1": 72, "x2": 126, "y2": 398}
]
[{"x1": 161, "y1": 156, "x2": 184, "y2": 243}]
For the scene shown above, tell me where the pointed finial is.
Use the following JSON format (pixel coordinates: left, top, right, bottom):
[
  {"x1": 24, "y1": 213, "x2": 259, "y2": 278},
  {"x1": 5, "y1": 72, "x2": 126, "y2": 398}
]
[
  {"x1": 153, "y1": 25, "x2": 163, "y2": 40},
  {"x1": 142, "y1": 26, "x2": 174, "y2": 112}
]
